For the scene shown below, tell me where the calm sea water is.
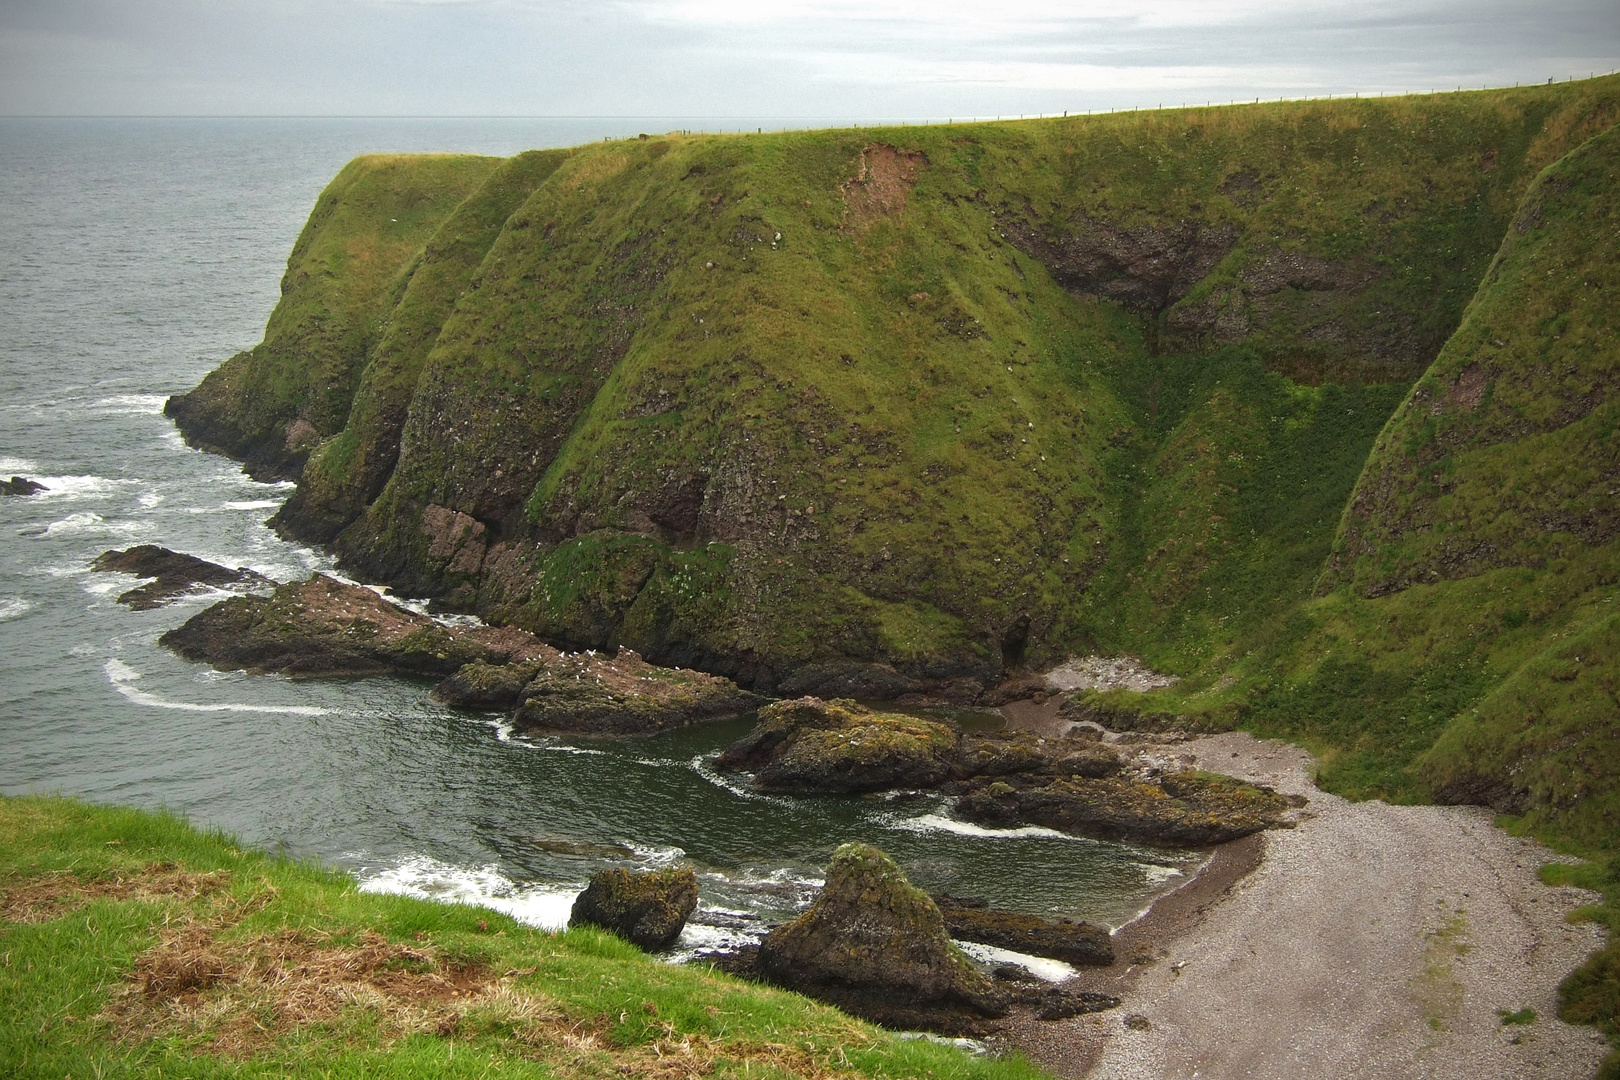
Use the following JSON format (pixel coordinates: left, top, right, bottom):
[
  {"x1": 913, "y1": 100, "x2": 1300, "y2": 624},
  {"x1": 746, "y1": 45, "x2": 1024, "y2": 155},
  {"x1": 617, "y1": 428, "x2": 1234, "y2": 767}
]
[{"x1": 0, "y1": 118, "x2": 1199, "y2": 957}]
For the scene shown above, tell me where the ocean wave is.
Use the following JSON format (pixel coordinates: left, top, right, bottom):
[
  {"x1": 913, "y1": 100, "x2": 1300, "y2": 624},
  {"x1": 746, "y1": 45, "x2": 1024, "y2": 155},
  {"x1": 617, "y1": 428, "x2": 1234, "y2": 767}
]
[
  {"x1": 222, "y1": 499, "x2": 283, "y2": 510},
  {"x1": 137, "y1": 490, "x2": 164, "y2": 508},
  {"x1": 0, "y1": 597, "x2": 34, "y2": 621},
  {"x1": 31, "y1": 512, "x2": 150, "y2": 539},
  {"x1": 1134, "y1": 861, "x2": 1191, "y2": 885},
  {"x1": 32, "y1": 475, "x2": 142, "y2": 500},
  {"x1": 953, "y1": 940, "x2": 1077, "y2": 983},
  {"x1": 103, "y1": 658, "x2": 330, "y2": 716},
  {"x1": 0, "y1": 456, "x2": 38, "y2": 474},
  {"x1": 883, "y1": 812, "x2": 1096, "y2": 843},
  {"x1": 355, "y1": 854, "x2": 577, "y2": 931},
  {"x1": 90, "y1": 393, "x2": 168, "y2": 415}
]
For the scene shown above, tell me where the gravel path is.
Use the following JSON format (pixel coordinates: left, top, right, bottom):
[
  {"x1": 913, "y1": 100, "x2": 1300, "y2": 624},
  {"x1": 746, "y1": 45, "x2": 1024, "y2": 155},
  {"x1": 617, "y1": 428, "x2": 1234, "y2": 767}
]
[{"x1": 1048, "y1": 731, "x2": 1608, "y2": 1080}]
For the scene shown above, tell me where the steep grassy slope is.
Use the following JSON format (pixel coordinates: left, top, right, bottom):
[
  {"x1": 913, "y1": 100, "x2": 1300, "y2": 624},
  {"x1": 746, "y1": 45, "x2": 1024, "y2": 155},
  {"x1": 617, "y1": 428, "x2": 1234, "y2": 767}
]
[
  {"x1": 166, "y1": 153, "x2": 502, "y2": 478},
  {"x1": 169, "y1": 78, "x2": 1620, "y2": 695}
]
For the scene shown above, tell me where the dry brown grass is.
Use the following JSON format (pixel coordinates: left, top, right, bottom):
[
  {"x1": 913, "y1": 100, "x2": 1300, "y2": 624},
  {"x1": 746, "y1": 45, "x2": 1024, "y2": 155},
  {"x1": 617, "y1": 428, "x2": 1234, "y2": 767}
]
[{"x1": 0, "y1": 862, "x2": 233, "y2": 924}]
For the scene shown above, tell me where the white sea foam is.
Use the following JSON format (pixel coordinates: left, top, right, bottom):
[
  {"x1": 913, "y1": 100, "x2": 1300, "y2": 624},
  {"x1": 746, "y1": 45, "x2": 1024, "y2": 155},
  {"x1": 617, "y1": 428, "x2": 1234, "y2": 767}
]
[
  {"x1": 37, "y1": 512, "x2": 150, "y2": 539},
  {"x1": 90, "y1": 394, "x2": 168, "y2": 415},
  {"x1": 1134, "y1": 861, "x2": 1190, "y2": 885},
  {"x1": 487, "y1": 720, "x2": 606, "y2": 755},
  {"x1": 0, "y1": 456, "x2": 38, "y2": 474},
  {"x1": 33, "y1": 475, "x2": 140, "y2": 500},
  {"x1": 356, "y1": 854, "x2": 576, "y2": 930},
  {"x1": 687, "y1": 754, "x2": 793, "y2": 806},
  {"x1": 223, "y1": 499, "x2": 282, "y2": 510},
  {"x1": 953, "y1": 940, "x2": 1077, "y2": 983},
  {"x1": 103, "y1": 659, "x2": 330, "y2": 716},
  {"x1": 884, "y1": 812, "x2": 1092, "y2": 843},
  {"x1": 137, "y1": 490, "x2": 164, "y2": 508},
  {"x1": 0, "y1": 597, "x2": 34, "y2": 621}
]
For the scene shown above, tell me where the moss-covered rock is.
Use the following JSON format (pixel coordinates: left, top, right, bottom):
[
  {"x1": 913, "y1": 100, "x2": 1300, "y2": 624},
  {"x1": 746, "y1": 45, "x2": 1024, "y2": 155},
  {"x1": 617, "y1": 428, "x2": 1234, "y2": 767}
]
[
  {"x1": 91, "y1": 546, "x2": 270, "y2": 610},
  {"x1": 716, "y1": 697, "x2": 959, "y2": 793},
  {"x1": 955, "y1": 769, "x2": 1292, "y2": 846},
  {"x1": 568, "y1": 866, "x2": 698, "y2": 951},
  {"x1": 755, "y1": 843, "x2": 1008, "y2": 1034}
]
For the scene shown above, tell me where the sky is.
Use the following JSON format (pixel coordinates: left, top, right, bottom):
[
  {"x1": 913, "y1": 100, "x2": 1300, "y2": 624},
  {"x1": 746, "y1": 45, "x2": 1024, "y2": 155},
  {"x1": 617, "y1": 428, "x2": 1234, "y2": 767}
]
[{"x1": 1, "y1": 0, "x2": 1617, "y2": 118}]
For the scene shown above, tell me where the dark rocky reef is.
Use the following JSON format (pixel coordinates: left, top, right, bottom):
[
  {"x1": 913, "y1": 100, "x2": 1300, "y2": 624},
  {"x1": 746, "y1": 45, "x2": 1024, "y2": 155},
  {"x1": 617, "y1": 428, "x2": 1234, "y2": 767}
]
[
  {"x1": 160, "y1": 574, "x2": 760, "y2": 733},
  {"x1": 717, "y1": 697, "x2": 1295, "y2": 845},
  {"x1": 92, "y1": 546, "x2": 271, "y2": 610},
  {"x1": 0, "y1": 476, "x2": 46, "y2": 496},
  {"x1": 752, "y1": 843, "x2": 1010, "y2": 1035},
  {"x1": 953, "y1": 769, "x2": 1293, "y2": 847},
  {"x1": 568, "y1": 866, "x2": 698, "y2": 951},
  {"x1": 932, "y1": 895, "x2": 1114, "y2": 967}
]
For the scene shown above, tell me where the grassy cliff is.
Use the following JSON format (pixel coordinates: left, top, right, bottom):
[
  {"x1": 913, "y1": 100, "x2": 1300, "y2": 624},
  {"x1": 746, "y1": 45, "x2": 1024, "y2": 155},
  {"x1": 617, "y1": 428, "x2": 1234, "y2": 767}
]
[{"x1": 169, "y1": 79, "x2": 1620, "y2": 1065}]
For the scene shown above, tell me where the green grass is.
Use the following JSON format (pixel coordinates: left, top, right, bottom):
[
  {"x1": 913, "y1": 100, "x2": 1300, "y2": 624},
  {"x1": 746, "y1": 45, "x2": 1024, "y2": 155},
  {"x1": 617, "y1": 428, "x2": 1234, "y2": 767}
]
[{"x1": 0, "y1": 795, "x2": 1047, "y2": 1080}]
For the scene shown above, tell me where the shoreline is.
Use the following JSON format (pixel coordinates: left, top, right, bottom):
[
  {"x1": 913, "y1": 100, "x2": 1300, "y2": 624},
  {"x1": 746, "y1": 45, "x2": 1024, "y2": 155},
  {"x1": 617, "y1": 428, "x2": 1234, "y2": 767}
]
[{"x1": 990, "y1": 728, "x2": 1609, "y2": 1080}]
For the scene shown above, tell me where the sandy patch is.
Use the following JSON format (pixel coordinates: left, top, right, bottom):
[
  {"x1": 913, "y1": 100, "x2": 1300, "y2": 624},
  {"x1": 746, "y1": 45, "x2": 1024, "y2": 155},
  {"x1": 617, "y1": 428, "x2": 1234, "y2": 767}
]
[{"x1": 1013, "y1": 732, "x2": 1608, "y2": 1079}]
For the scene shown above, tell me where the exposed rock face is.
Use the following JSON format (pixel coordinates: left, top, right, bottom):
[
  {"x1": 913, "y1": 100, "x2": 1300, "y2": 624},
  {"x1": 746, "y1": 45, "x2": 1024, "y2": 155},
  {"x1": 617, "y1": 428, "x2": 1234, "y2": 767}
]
[
  {"x1": 159, "y1": 574, "x2": 506, "y2": 678},
  {"x1": 161, "y1": 574, "x2": 760, "y2": 733},
  {"x1": 754, "y1": 843, "x2": 1009, "y2": 1034},
  {"x1": 954, "y1": 770, "x2": 1292, "y2": 846},
  {"x1": 0, "y1": 476, "x2": 46, "y2": 496},
  {"x1": 1004, "y1": 214, "x2": 1237, "y2": 312},
  {"x1": 508, "y1": 649, "x2": 764, "y2": 735},
  {"x1": 92, "y1": 546, "x2": 271, "y2": 610},
  {"x1": 716, "y1": 697, "x2": 958, "y2": 793},
  {"x1": 932, "y1": 895, "x2": 1114, "y2": 967},
  {"x1": 717, "y1": 699, "x2": 1294, "y2": 844},
  {"x1": 568, "y1": 866, "x2": 698, "y2": 951}
]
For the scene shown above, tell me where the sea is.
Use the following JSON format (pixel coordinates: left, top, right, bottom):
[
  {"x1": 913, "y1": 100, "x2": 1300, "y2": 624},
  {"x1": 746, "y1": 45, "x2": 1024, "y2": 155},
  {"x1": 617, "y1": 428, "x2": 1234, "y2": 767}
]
[{"x1": 0, "y1": 117, "x2": 1201, "y2": 960}]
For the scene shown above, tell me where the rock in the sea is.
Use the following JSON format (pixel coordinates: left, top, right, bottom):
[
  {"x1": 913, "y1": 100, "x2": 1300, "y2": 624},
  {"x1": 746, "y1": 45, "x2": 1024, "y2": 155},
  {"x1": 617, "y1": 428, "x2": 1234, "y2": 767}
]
[
  {"x1": 716, "y1": 697, "x2": 959, "y2": 793},
  {"x1": 754, "y1": 843, "x2": 1009, "y2": 1034},
  {"x1": 932, "y1": 895, "x2": 1114, "y2": 967},
  {"x1": 159, "y1": 574, "x2": 504, "y2": 677},
  {"x1": 92, "y1": 545, "x2": 271, "y2": 609},
  {"x1": 954, "y1": 769, "x2": 1291, "y2": 846},
  {"x1": 511, "y1": 649, "x2": 765, "y2": 735},
  {"x1": 162, "y1": 574, "x2": 761, "y2": 733},
  {"x1": 0, "y1": 476, "x2": 46, "y2": 496},
  {"x1": 568, "y1": 866, "x2": 698, "y2": 951}
]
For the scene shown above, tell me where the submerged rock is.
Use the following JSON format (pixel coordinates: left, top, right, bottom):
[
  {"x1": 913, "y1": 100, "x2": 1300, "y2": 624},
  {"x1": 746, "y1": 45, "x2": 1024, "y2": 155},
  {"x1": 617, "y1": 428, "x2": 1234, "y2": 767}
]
[
  {"x1": 161, "y1": 573, "x2": 760, "y2": 733},
  {"x1": 932, "y1": 895, "x2": 1114, "y2": 967},
  {"x1": 0, "y1": 476, "x2": 46, "y2": 496},
  {"x1": 569, "y1": 866, "x2": 698, "y2": 951},
  {"x1": 92, "y1": 545, "x2": 271, "y2": 609},
  {"x1": 954, "y1": 769, "x2": 1292, "y2": 846},
  {"x1": 716, "y1": 697, "x2": 958, "y2": 793},
  {"x1": 754, "y1": 843, "x2": 1009, "y2": 1034}
]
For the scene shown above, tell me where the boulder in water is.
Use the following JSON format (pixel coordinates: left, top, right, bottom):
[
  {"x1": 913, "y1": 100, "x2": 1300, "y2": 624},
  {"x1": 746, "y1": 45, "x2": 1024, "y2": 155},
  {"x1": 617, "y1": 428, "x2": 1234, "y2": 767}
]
[
  {"x1": 92, "y1": 545, "x2": 271, "y2": 609},
  {"x1": 716, "y1": 697, "x2": 958, "y2": 793},
  {"x1": 932, "y1": 894, "x2": 1114, "y2": 967},
  {"x1": 568, "y1": 866, "x2": 698, "y2": 951},
  {"x1": 754, "y1": 843, "x2": 1009, "y2": 1034},
  {"x1": 0, "y1": 476, "x2": 46, "y2": 496}
]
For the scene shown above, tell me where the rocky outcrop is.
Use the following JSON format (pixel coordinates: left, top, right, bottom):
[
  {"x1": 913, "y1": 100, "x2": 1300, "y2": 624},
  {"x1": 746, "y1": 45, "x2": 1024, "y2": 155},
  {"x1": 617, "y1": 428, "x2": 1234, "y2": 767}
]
[
  {"x1": 754, "y1": 843, "x2": 1009, "y2": 1034},
  {"x1": 568, "y1": 866, "x2": 698, "y2": 951},
  {"x1": 0, "y1": 476, "x2": 46, "y2": 496},
  {"x1": 161, "y1": 574, "x2": 760, "y2": 733},
  {"x1": 92, "y1": 546, "x2": 271, "y2": 610},
  {"x1": 953, "y1": 769, "x2": 1293, "y2": 846},
  {"x1": 717, "y1": 698, "x2": 1294, "y2": 844},
  {"x1": 932, "y1": 895, "x2": 1114, "y2": 967},
  {"x1": 715, "y1": 697, "x2": 958, "y2": 793},
  {"x1": 1004, "y1": 213, "x2": 1236, "y2": 312}
]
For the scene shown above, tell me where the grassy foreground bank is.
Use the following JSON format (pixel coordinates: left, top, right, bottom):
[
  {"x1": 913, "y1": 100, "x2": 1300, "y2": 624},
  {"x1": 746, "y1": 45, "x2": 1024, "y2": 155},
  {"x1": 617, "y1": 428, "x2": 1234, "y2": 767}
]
[{"x1": 0, "y1": 795, "x2": 1044, "y2": 1080}]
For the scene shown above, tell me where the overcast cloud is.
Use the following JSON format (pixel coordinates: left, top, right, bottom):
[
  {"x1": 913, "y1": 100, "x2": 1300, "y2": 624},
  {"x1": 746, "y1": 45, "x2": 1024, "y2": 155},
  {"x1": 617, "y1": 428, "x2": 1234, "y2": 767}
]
[{"x1": 1, "y1": 0, "x2": 1615, "y2": 117}]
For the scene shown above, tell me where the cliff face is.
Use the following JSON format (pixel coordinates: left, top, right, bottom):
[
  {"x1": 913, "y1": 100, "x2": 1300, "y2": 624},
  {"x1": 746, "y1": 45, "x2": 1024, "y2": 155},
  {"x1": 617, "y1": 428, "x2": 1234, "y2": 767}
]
[{"x1": 169, "y1": 82, "x2": 1620, "y2": 767}]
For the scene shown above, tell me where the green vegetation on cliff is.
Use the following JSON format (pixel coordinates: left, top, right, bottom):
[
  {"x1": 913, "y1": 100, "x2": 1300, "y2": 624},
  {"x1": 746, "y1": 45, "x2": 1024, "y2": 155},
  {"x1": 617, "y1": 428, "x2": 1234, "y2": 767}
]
[
  {"x1": 168, "y1": 80, "x2": 1620, "y2": 1065},
  {"x1": 0, "y1": 795, "x2": 1042, "y2": 1080}
]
